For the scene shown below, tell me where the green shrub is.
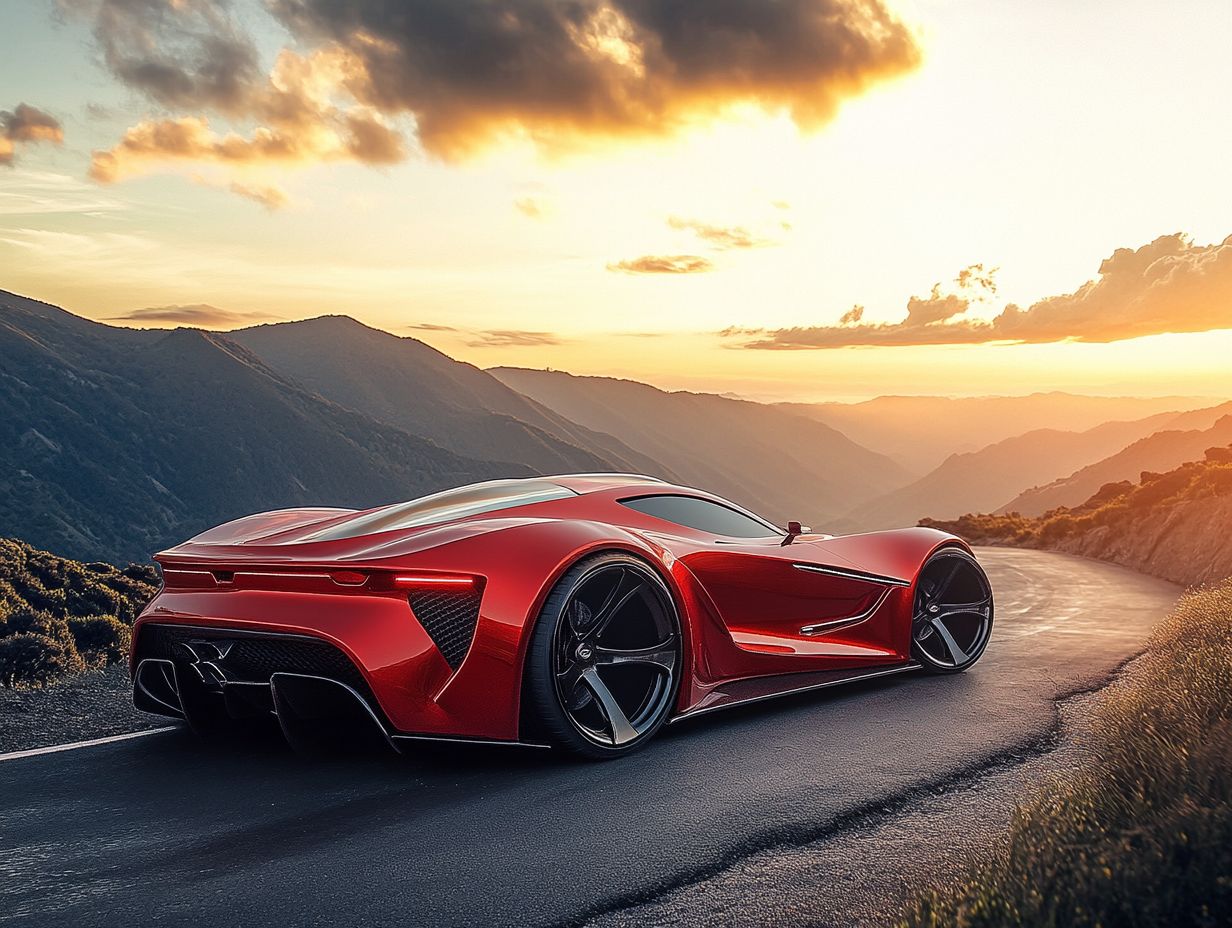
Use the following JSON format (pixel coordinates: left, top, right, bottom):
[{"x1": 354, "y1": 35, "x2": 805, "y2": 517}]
[
  {"x1": 0, "y1": 537, "x2": 158, "y2": 687},
  {"x1": 6, "y1": 606, "x2": 71, "y2": 643},
  {"x1": 0, "y1": 632, "x2": 86, "y2": 688},
  {"x1": 67, "y1": 615, "x2": 132, "y2": 666}
]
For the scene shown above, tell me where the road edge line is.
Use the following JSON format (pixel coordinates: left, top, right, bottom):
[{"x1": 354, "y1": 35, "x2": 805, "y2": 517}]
[{"x1": 0, "y1": 726, "x2": 177, "y2": 763}]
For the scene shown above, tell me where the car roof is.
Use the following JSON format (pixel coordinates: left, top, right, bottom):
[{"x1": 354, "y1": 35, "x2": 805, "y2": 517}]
[{"x1": 547, "y1": 473, "x2": 673, "y2": 493}]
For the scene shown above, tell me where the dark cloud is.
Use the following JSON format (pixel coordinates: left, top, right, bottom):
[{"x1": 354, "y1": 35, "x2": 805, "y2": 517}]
[
  {"x1": 107, "y1": 304, "x2": 275, "y2": 327},
  {"x1": 608, "y1": 254, "x2": 713, "y2": 274},
  {"x1": 59, "y1": 0, "x2": 262, "y2": 114},
  {"x1": 407, "y1": 322, "x2": 458, "y2": 333},
  {"x1": 724, "y1": 234, "x2": 1232, "y2": 349},
  {"x1": 72, "y1": 0, "x2": 920, "y2": 190},
  {"x1": 1, "y1": 104, "x2": 64, "y2": 166},
  {"x1": 63, "y1": 1, "x2": 401, "y2": 193},
  {"x1": 269, "y1": 0, "x2": 919, "y2": 157},
  {"x1": 464, "y1": 329, "x2": 564, "y2": 347},
  {"x1": 668, "y1": 216, "x2": 769, "y2": 250}
]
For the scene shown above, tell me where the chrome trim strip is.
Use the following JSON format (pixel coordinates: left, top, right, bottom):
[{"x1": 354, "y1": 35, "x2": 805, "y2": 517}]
[
  {"x1": 670, "y1": 663, "x2": 922, "y2": 724},
  {"x1": 799, "y1": 587, "x2": 893, "y2": 636},
  {"x1": 793, "y1": 563, "x2": 911, "y2": 587},
  {"x1": 391, "y1": 734, "x2": 552, "y2": 750}
]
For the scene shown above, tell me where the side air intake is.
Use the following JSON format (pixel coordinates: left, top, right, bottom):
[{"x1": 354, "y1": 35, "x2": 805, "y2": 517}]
[{"x1": 408, "y1": 587, "x2": 483, "y2": 670}]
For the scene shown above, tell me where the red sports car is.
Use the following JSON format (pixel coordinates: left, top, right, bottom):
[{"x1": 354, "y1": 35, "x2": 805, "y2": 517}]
[{"x1": 131, "y1": 474, "x2": 994, "y2": 758}]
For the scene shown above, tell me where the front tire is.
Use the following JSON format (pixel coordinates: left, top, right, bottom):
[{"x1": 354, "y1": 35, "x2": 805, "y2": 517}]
[
  {"x1": 524, "y1": 552, "x2": 681, "y2": 760},
  {"x1": 910, "y1": 548, "x2": 994, "y2": 673}
]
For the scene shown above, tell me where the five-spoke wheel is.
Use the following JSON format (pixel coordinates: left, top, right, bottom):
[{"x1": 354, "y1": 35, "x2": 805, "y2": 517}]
[
  {"x1": 911, "y1": 548, "x2": 994, "y2": 672},
  {"x1": 525, "y1": 553, "x2": 680, "y2": 758}
]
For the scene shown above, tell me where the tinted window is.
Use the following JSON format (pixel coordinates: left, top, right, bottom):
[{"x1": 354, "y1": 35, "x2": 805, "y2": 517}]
[
  {"x1": 620, "y1": 495, "x2": 780, "y2": 538},
  {"x1": 305, "y1": 479, "x2": 575, "y2": 541}
]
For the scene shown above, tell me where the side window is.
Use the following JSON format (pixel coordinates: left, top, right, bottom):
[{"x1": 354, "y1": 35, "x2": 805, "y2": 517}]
[{"x1": 619, "y1": 495, "x2": 781, "y2": 538}]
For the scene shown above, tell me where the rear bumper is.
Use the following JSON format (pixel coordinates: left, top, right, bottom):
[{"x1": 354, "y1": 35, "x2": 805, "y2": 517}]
[
  {"x1": 131, "y1": 622, "x2": 540, "y2": 750},
  {"x1": 130, "y1": 578, "x2": 528, "y2": 742}
]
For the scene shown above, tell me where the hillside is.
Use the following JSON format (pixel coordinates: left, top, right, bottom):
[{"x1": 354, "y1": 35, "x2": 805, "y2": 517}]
[
  {"x1": 845, "y1": 413, "x2": 1190, "y2": 530},
  {"x1": 923, "y1": 445, "x2": 1232, "y2": 588},
  {"x1": 0, "y1": 291, "x2": 521, "y2": 562},
  {"x1": 785, "y1": 393, "x2": 1215, "y2": 472},
  {"x1": 490, "y1": 367, "x2": 912, "y2": 527},
  {"x1": 1002, "y1": 409, "x2": 1232, "y2": 515},
  {"x1": 230, "y1": 317, "x2": 663, "y2": 476}
]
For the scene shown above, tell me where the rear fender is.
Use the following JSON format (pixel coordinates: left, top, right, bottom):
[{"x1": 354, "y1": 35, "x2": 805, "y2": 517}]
[{"x1": 403, "y1": 519, "x2": 696, "y2": 740}]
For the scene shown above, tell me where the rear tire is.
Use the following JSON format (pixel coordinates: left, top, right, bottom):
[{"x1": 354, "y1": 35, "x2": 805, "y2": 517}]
[{"x1": 524, "y1": 552, "x2": 681, "y2": 760}]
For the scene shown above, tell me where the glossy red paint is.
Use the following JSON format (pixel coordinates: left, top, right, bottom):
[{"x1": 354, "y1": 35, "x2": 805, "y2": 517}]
[{"x1": 131, "y1": 475, "x2": 971, "y2": 742}]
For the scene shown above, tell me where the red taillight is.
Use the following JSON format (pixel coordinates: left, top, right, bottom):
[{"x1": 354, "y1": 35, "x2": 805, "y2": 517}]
[{"x1": 392, "y1": 574, "x2": 475, "y2": 589}]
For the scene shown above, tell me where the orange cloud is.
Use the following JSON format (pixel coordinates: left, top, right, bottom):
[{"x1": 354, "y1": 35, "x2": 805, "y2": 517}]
[
  {"x1": 725, "y1": 235, "x2": 1232, "y2": 349},
  {"x1": 608, "y1": 255, "x2": 713, "y2": 274},
  {"x1": 86, "y1": 40, "x2": 405, "y2": 190},
  {"x1": 514, "y1": 197, "x2": 549, "y2": 219},
  {"x1": 71, "y1": 0, "x2": 920, "y2": 192},
  {"x1": 1, "y1": 104, "x2": 64, "y2": 166},
  {"x1": 667, "y1": 216, "x2": 771, "y2": 250},
  {"x1": 229, "y1": 181, "x2": 290, "y2": 211},
  {"x1": 267, "y1": 0, "x2": 921, "y2": 158}
]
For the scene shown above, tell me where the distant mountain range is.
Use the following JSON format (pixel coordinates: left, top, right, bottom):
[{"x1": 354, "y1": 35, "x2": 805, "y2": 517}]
[
  {"x1": 1, "y1": 290, "x2": 907, "y2": 561},
  {"x1": 3, "y1": 286, "x2": 1229, "y2": 565},
  {"x1": 0, "y1": 292, "x2": 520, "y2": 561},
  {"x1": 489, "y1": 367, "x2": 912, "y2": 527},
  {"x1": 1001, "y1": 409, "x2": 1232, "y2": 516},
  {"x1": 843, "y1": 411, "x2": 1202, "y2": 530},
  {"x1": 784, "y1": 392, "x2": 1215, "y2": 472},
  {"x1": 229, "y1": 317, "x2": 661, "y2": 477}
]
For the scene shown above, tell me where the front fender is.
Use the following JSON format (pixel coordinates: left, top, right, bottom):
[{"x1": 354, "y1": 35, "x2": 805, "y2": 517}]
[{"x1": 811, "y1": 527, "x2": 970, "y2": 585}]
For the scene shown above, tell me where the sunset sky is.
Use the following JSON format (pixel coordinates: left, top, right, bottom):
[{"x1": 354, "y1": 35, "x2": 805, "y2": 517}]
[{"x1": 2, "y1": 0, "x2": 1231, "y2": 401}]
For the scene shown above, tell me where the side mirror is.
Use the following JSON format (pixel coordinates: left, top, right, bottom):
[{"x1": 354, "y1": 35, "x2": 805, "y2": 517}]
[{"x1": 781, "y1": 521, "x2": 811, "y2": 545}]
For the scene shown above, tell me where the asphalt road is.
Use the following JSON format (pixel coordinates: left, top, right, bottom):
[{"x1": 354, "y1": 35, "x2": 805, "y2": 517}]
[{"x1": 0, "y1": 549, "x2": 1179, "y2": 928}]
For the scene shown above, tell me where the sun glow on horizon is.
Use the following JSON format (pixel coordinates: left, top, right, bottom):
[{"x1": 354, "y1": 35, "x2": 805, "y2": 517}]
[{"x1": 1, "y1": 0, "x2": 1230, "y2": 401}]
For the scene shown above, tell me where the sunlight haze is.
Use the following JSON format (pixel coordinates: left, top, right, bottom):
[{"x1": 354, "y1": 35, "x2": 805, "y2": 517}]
[{"x1": 1, "y1": 0, "x2": 1229, "y2": 400}]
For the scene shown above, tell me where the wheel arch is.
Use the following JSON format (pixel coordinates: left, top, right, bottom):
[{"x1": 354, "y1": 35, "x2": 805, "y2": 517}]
[{"x1": 513, "y1": 540, "x2": 695, "y2": 742}]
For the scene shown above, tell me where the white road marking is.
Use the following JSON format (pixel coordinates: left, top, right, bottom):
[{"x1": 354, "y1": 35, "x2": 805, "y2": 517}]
[{"x1": 0, "y1": 726, "x2": 176, "y2": 763}]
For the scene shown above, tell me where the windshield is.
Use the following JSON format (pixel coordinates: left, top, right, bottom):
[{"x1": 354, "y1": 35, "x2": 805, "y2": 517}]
[{"x1": 302, "y1": 478, "x2": 576, "y2": 541}]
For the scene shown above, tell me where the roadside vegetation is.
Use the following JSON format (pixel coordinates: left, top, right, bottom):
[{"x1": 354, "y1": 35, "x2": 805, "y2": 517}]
[
  {"x1": 923, "y1": 444, "x2": 1232, "y2": 587},
  {"x1": 0, "y1": 538, "x2": 157, "y2": 688},
  {"x1": 901, "y1": 579, "x2": 1232, "y2": 928},
  {"x1": 924, "y1": 443, "x2": 1232, "y2": 545}
]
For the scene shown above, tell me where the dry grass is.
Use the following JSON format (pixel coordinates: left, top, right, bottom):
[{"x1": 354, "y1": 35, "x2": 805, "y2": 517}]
[{"x1": 901, "y1": 581, "x2": 1232, "y2": 928}]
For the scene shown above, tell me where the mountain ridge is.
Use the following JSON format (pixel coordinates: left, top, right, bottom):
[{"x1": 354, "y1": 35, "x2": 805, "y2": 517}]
[
  {"x1": 229, "y1": 316, "x2": 665, "y2": 478},
  {"x1": 0, "y1": 291, "x2": 524, "y2": 562},
  {"x1": 490, "y1": 366, "x2": 912, "y2": 527}
]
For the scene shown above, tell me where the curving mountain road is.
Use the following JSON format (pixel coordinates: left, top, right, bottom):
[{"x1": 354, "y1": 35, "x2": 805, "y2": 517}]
[{"x1": 0, "y1": 549, "x2": 1178, "y2": 928}]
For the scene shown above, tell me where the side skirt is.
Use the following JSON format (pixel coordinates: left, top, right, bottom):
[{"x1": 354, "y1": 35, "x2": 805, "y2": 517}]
[{"x1": 670, "y1": 662, "x2": 922, "y2": 724}]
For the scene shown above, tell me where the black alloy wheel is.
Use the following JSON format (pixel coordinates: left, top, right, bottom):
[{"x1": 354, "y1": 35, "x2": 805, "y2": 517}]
[
  {"x1": 911, "y1": 548, "x2": 994, "y2": 672},
  {"x1": 525, "y1": 553, "x2": 681, "y2": 759}
]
